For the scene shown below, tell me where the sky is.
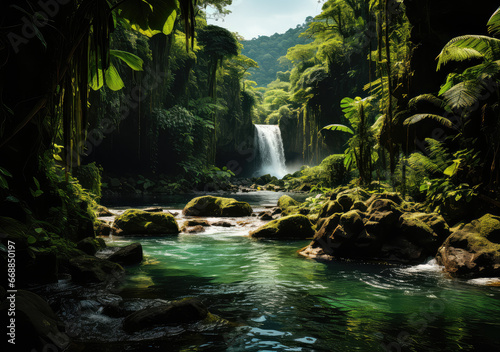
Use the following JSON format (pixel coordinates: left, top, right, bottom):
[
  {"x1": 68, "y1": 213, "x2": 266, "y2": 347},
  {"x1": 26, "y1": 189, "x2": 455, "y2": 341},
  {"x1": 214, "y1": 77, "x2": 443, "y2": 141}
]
[{"x1": 206, "y1": 0, "x2": 324, "y2": 40}]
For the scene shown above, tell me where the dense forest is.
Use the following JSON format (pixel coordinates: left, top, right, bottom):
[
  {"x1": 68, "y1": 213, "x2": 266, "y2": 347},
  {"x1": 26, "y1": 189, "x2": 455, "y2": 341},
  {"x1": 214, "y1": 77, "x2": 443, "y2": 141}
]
[
  {"x1": 2, "y1": 0, "x2": 500, "y2": 351},
  {"x1": 241, "y1": 19, "x2": 313, "y2": 87}
]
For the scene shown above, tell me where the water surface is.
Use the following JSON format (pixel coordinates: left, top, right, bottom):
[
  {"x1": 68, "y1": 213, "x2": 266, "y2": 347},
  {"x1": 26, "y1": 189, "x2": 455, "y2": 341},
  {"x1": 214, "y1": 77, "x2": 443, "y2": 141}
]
[{"x1": 42, "y1": 192, "x2": 500, "y2": 351}]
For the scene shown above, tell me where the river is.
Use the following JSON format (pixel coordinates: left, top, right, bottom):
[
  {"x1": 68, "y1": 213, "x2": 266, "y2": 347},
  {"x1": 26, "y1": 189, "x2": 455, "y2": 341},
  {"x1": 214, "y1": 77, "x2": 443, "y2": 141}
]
[{"x1": 35, "y1": 191, "x2": 500, "y2": 351}]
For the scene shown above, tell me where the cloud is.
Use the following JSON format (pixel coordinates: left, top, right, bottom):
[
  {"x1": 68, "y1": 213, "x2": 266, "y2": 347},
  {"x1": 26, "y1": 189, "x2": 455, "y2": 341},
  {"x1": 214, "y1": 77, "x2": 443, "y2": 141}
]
[{"x1": 207, "y1": 0, "x2": 323, "y2": 40}]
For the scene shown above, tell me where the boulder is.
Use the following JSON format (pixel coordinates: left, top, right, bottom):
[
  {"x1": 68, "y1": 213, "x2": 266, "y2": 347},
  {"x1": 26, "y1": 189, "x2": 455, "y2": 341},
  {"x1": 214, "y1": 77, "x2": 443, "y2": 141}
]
[
  {"x1": 365, "y1": 192, "x2": 403, "y2": 208},
  {"x1": 436, "y1": 214, "x2": 500, "y2": 278},
  {"x1": 96, "y1": 205, "x2": 114, "y2": 217},
  {"x1": 399, "y1": 212, "x2": 449, "y2": 250},
  {"x1": 318, "y1": 200, "x2": 343, "y2": 219},
  {"x1": 254, "y1": 174, "x2": 273, "y2": 186},
  {"x1": 76, "y1": 237, "x2": 106, "y2": 256},
  {"x1": 182, "y1": 225, "x2": 206, "y2": 233},
  {"x1": 271, "y1": 207, "x2": 282, "y2": 216},
  {"x1": 143, "y1": 207, "x2": 164, "y2": 213},
  {"x1": 123, "y1": 298, "x2": 209, "y2": 333},
  {"x1": 107, "y1": 243, "x2": 143, "y2": 266},
  {"x1": 259, "y1": 212, "x2": 274, "y2": 221},
  {"x1": 69, "y1": 255, "x2": 124, "y2": 284},
  {"x1": 277, "y1": 195, "x2": 300, "y2": 210},
  {"x1": 184, "y1": 219, "x2": 210, "y2": 227},
  {"x1": 0, "y1": 290, "x2": 70, "y2": 351},
  {"x1": 211, "y1": 221, "x2": 234, "y2": 227},
  {"x1": 95, "y1": 220, "x2": 112, "y2": 236},
  {"x1": 183, "y1": 196, "x2": 252, "y2": 217},
  {"x1": 301, "y1": 193, "x2": 451, "y2": 263},
  {"x1": 249, "y1": 214, "x2": 314, "y2": 240},
  {"x1": 113, "y1": 209, "x2": 179, "y2": 236}
]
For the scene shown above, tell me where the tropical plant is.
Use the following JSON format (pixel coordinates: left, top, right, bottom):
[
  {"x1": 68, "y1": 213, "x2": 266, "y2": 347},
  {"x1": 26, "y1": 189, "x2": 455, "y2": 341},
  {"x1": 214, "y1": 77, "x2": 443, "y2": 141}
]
[{"x1": 321, "y1": 96, "x2": 378, "y2": 184}]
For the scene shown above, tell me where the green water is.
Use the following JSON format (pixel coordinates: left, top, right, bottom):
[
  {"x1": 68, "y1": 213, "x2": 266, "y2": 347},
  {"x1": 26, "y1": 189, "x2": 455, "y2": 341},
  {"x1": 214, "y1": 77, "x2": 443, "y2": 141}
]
[
  {"x1": 62, "y1": 192, "x2": 500, "y2": 351},
  {"x1": 111, "y1": 232, "x2": 500, "y2": 351}
]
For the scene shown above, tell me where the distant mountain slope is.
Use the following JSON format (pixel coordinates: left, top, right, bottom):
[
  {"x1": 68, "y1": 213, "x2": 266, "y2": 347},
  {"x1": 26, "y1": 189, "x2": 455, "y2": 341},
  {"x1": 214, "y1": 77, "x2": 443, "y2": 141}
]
[{"x1": 241, "y1": 18, "x2": 313, "y2": 87}]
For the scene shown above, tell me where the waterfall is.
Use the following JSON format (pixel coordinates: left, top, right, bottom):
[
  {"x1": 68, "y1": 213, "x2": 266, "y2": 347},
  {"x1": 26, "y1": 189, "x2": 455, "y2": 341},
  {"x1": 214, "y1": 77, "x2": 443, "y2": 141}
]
[{"x1": 254, "y1": 124, "x2": 288, "y2": 178}]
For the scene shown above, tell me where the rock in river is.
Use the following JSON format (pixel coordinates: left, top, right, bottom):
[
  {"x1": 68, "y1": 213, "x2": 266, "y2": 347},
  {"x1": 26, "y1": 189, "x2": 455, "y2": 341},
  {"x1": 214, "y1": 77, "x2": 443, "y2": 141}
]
[
  {"x1": 113, "y1": 209, "x2": 179, "y2": 236},
  {"x1": 436, "y1": 214, "x2": 500, "y2": 278},
  {"x1": 123, "y1": 298, "x2": 209, "y2": 333},
  {"x1": 107, "y1": 242, "x2": 143, "y2": 266},
  {"x1": 249, "y1": 214, "x2": 314, "y2": 240},
  {"x1": 69, "y1": 255, "x2": 124, "y2": 284},
  {"x1": 300, "y1": 193, "x2": 450, "y2": 263},
  {"x1": 183, "y1": 196, "x2": 252, "y2": 217}
]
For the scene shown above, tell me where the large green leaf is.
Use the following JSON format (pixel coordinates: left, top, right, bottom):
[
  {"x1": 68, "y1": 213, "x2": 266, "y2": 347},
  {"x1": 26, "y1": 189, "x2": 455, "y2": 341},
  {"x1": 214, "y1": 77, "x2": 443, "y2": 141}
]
[
  {"x1": 488, "y1": 7, "x2": 500, "y2": 37},
  {"x1": 436, "y1": 47, "x2": 484, "y2": 71},
  {"x1": 442, "y1": 80, "x2": 483, "y2": 110},
  {"x1": 105, "y1": 64, "x2": 125, "y2": 91},
  {"x1": 90, "y1": 68, "x2": 104, "y2": 91},
  {"x1": 110, "y1": 50, "x2": 144, "y2": 71},
  {"x1": 403, "y1": 114, "x2": 454, "y2": 128},
  {"x1": 437, "y1": 35, "x2": 500, "y2": 70},
  {"x1": 118, "y1": 0, "x2": 179, "y2": 36},
  {"x1": 148, "y1": 0, "x2": 179, "y2": 35},
  {"x1": 320, "y1": 124, "x2": 354, "y2": 135}
]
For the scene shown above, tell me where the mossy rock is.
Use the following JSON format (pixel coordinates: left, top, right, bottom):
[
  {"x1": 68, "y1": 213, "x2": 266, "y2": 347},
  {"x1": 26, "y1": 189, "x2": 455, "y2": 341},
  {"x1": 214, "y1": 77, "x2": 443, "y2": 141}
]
[
  {"x1": 69, "y1": 255, "x2": 124, "y2": 284},
  {"x1": 436, "y1": 213, "x2": 500, "y2": 278},
  {"x1": 399, "y1": 212, "x2": 449, "y2": 255},
  {"x1": 351, "y1": 201, "x2": 368, "y2": 212},
  {"x1": 318, "y1": 200, "x2": 343, "y2": 219},
  {"x1": 339, "y1": 210, "x2": 365, "y2": 235},
  {"x1": 278, "y1": 195, "x2": 300, "y2": 210},
  {"x1": 249, "y1": 214, "x2": 314, "y2": 240},
  {"x1": 365, "y1": 192, "x2": 404, "y2": 208},
  {"x1": 113, "y1": 209, "x2": 179, "y2": 236},
  {"x1": 182, "y1": 196, "x2": 252, "y2": 217},
  {"x1": 281, "y1": 205, "x2": 300, "y2": 217},
  {"x1": 107, "y1": 242, "x2": 143, "y2": 266},
  {"x1": 95, "y1": 205, "x2": 113, "y2": 217},
  {"x1": 473, "y1": 214, "x2": 500, "y2": 243},
  {"x1": 76, "y1": 237, "x2": 106, "y2": 255}
]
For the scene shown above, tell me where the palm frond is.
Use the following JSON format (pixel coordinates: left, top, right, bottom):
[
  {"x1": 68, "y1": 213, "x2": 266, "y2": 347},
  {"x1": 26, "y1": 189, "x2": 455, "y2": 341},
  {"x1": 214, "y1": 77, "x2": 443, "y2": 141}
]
[
  {"x1": 437, "y1": 35, "x2": 500, "y2": 70},
  {"x1": 436, "y1": 47, "x2": 484, "y2": 71},
  {"x1": 404, "y1": 114, "x2": 454, "y2": 128},
  {"x1": 488, "y1": 7, "x2": 500, "y2": 37},
  {"x1": 442, "y1": 80, "x2": 484, "y2": 111},
  {"x1": 320, "y1": 124, "x2": 354, "y2": 135},
  {"x1": 408, "y1": 94, "x2": 446, "y2": 110}
]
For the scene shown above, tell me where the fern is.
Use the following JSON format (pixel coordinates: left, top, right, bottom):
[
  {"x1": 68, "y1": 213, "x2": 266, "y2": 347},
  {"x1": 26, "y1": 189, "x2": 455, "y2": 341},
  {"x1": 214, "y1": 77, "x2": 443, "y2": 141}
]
[
  {"x1": 441, "y1": 80, "x2": 484, "y2": 110},
  {"x1": 437, "y1": 35, "x2": 500, "y2": 70},
  {"x1": 488, "y1": 7, "x2": 500, "y2": 37},
  {"x1": 408, "y1": 94, "x2": 446, "y2": 110},
  {"x1": 404, "y1": 114, "x2": 454, "y2": 128}
]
